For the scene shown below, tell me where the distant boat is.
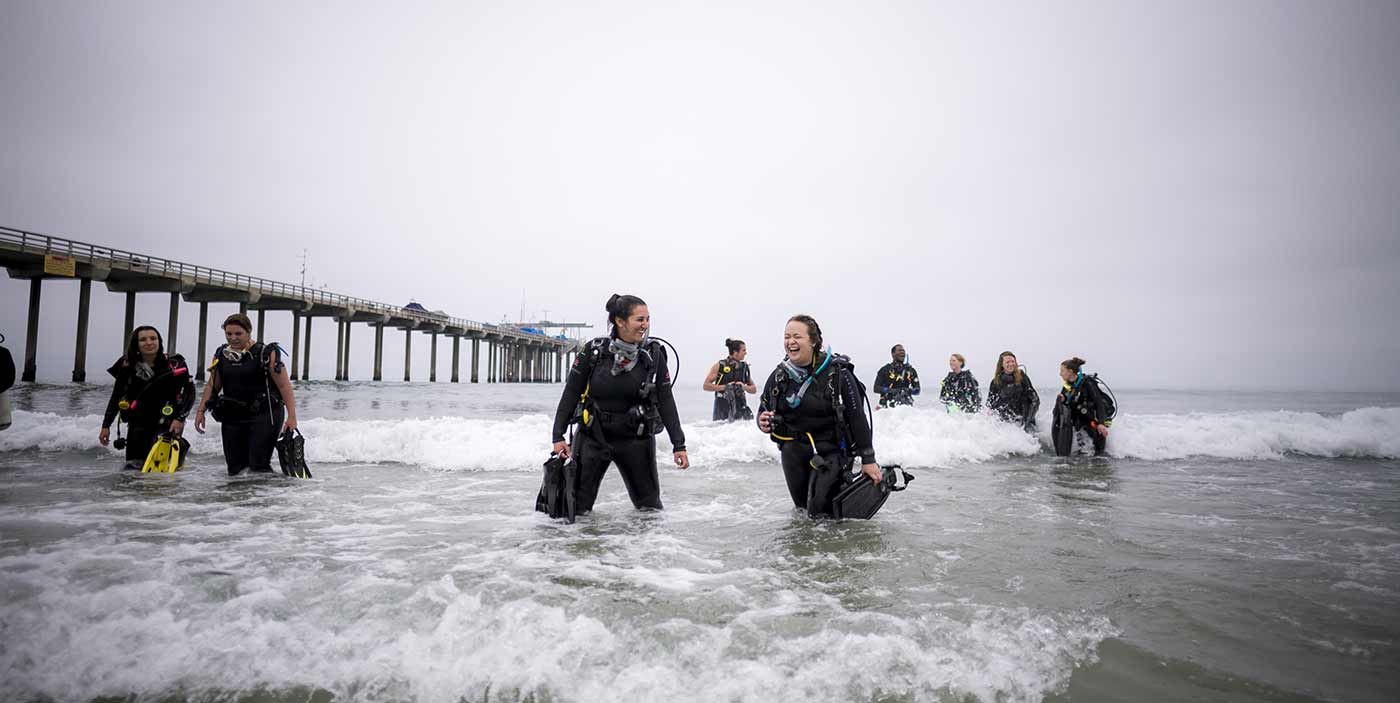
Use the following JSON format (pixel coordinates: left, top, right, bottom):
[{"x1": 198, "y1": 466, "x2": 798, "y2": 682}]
[{"x1": 402, "y1": 301, "x2": 449, "y2": 320}]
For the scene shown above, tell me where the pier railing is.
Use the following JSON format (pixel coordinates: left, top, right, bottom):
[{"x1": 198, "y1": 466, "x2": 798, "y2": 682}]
[{"x1": 0, "y1": 225, "x2": 548, "y2": 342}]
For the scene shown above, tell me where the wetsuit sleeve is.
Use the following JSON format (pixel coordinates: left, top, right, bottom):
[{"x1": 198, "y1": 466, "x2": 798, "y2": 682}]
[
  {"x1": 873, "y1": 364, "x2": 891, "y2": 395},
  {"x1": 986, "y1": 380, "x2": 1002, "y2": 411},
  {"x1": 103, "y1": 368, "x2": 127, "y2": 428},
  {"x1": 551, "y1": 353, "x2": 591, "y2": 442},
  {"x1": 839, "y1": 368, "x2": 876, "y2": 465},
  {"x1": 938, "y1": 376, "x2": 953, "y2": 404},
  {"x1": 653, "y1": 346, "x2": 686, "y2": 451},
  {"x1": 972, "y1": 375, "x2": 983, "y2": 411},
  {"x1": 757, "y1": 368, "x2": 777, "y2": 430},
  {"x1": 909, "y1": 367, "x2": 921, "y2": 395}
]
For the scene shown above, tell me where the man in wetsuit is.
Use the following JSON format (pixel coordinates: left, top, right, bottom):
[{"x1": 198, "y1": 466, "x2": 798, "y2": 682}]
[{"x1": 873, "y1": 344, "x2": 921, "y2": 408}]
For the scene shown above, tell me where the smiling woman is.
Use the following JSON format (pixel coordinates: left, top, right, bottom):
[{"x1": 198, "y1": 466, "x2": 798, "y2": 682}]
[
  {"x1": 548, "y1": 293, "x2": 689, "y2": 515},
  {"x1": 755, "y1": 314, "x2": 882, "y2": 518}
]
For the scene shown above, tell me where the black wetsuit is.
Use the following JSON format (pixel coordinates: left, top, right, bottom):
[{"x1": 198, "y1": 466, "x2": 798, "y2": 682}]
[
  {"x1": 208, "y1": 343, "x2": 286, "y2": 475},
  {"x1": 873, "y1": 362, "x2": 920, "y2": 407},
  {"x1": 1052, "y1": 373, "x2": 1110, "y2": 456},
  {"x1": 759, "y1": 353, "x2": 876, "y2": 518},
  {"x1": 552, "y1": 338, "x2": 685, "y2": 512},
  {"x1": 103, "y1": 355, "x2": 196, "y2": 466},
  {"x1": 987, "y1": 371, "x2": 1039, "y2": 430},
  {"x1": 711, "y1": 357, "x2": 753, "y2": 421},
  {"x1": 939, "y1": 370, "x2": 981, "y2": 412}
]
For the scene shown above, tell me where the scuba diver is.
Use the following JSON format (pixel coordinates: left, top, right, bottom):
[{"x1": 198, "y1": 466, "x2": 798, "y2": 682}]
[
  {"x1": 756, "y1": 314, "x2": 882, "y2": 518},
  {"x1": 98, "y1": 326, "x2": 196, "y2": 470},
  {"x1": 193, "y1": 314, "x2": 298, "y2": 475},
  {"x1": 703, "y1": 338, "x2": 756, "y2": 421},
  {"x1": 938, "y1": 353, "x2": 981, "y2": 413},
  {"x1": 986, "y1": 351, "x2": 1039, "y2": 431},
  {"x1": 873, "y1": 344, "x2": 920, "y2": 408},
  {"x1": 1051, "y1": 357, "x2": 1115, "y2": 456},
  {"x1": 550, "y1": 294, "x2": 688, "y2": 513}
]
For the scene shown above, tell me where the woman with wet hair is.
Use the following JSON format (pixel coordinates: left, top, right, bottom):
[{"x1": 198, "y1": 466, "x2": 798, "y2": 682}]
[
  {"x1": 551, "y1": 294, "x2": 688, "y2": 513},
  {"x1": 986, "y1": 351, "x2": 1039, "y2": 430},
  {"x1": 756, "y1": 314, "x2": 881, "y2": 518},
  {"x1": 99, "y1": 326, "x2": 196, "y2": 469},
  {"x1": 703, "y1": 338, "x2": 756, "y2": 421}
]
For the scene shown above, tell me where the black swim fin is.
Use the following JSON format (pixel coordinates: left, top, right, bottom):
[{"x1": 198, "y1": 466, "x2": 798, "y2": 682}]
[
  {"x1": 535, "y1": 453, "x2": 577, "y2": 523},
  {"x1": 275, "y1": 429, "x2": 312, "y2": 478},
  {"x1": 831, "y1": 465, "x2": 914, "y2": 519}
]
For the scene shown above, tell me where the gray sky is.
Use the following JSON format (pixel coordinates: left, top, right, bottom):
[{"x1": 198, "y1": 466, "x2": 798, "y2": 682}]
[{"x1": 3, "y1": 0, "x2": 1399, "y2": 391}]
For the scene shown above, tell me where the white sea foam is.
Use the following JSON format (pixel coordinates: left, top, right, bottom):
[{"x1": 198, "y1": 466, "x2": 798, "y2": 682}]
[{"x1": 4, "y1": 405, "x2": 1399, "y2": 469}]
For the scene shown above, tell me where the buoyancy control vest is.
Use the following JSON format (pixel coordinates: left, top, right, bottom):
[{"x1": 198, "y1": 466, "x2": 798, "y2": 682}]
[
  {"x1": 107, "y1": 354, "x2": 194, "y2": 425},
  {"x1": 571, "y1": 337, "x2": 670, "y2": 439},
  {"x1": 207, "y1": 342, "x2": 286, "y2": 422},
  {"x1": 765, "y1": 352, "x2": 870, "y2": 454}
]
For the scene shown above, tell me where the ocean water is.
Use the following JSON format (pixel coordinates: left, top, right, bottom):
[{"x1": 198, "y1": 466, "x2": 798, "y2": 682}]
[{"x1": 1, "y1": 382, "x2": 1397, "y2": 703}]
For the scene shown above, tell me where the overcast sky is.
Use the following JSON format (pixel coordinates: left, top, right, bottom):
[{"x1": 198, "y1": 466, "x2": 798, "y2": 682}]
[{"x1": 3, "y1": 0, "x2": 1398, "y2": 391}]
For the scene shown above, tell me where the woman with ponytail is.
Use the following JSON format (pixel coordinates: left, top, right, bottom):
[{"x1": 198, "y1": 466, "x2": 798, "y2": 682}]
[
  {"x1": 703, "y1": 338, "x2": 756, "y2": 421},
  {"x1": 1052, "y1": 356, "x2": 1111, "y2": 456},
  {"x1": 550, "y1": 294, "x2": 688, "y2": 514}
]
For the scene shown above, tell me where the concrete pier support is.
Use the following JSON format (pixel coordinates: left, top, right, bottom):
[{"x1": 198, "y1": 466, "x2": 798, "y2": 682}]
[
  {"x1": 167, "y1": 292, "x2": 180, "y2": 355},
  {"x1": 22, "y1": 278, "x2": 41, "y2": 382},
  {"x1": 257, "y1": 310, "x2": 266, "y2": 341},
  {"x1": 335, "y1": 320, "x2": 345, "y2": 381},
  {"x1": 123, "y1": 292, "x2": 136, "y2": 348},
  {"x1": 373, "y1": 324, "x2": 384, "y2": 381},
  {"x1": 470, "y1": 338, "x2": 480, "y2": 383},
  {"x1": 429, "y1": 332, "x2": 438, "y2": 382},
  {"x1": 403, "y1": 328, "x2": 412, "y2": 382},
  {"x1": 239, "y1": 302, "x2": 248, "y2": 316},
  {"x1": 556, "y1": 352, "x2": 563, "y2": 384},
  {"x1": 302, "y1": 316, "x2": 312, "y2": 380},
  {"x1": 72, "y1": 278, "x2": 92, "y2": 382},
  {"x1": 290, "y1": 312, "x2": 301, "y2": 380},
  {"x1": 343, "y1": 321, "x2": 353, "y2": 381},
  {"x1": 487, "y1": 342, "x2": 495, "y2": 382},
  {"x1": 196, "y1": 302, "x2": 209, "y2": 381},
  {"x1": 451, "y1": 336, "x2": 460, "y2": 383}
]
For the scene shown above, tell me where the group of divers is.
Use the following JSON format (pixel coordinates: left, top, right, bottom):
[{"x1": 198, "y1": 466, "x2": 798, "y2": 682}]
[
  {"x1": 0, "y1": 294, "x2": 1115, "y2": 521},
  {"x1": 539, "y1": 294, "x2": 1118, "y2": 522}
]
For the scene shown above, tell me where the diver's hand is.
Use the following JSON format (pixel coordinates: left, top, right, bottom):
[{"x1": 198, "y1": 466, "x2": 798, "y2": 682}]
[
  {"x1": 194, "y1": 410, "x2": 206, "y2": 434},
  {"x1": 1096, "y1": 424, "x2": 1109, "y2": 437},
  {"x1": 99, "y1": 427, "x2": 110, "y2": 446},
  {"x1": 673, "y1": 450, "x2": 689, "y2": 470},
  {"x1": 552, "y1": 440, "x2": 570, "y2": 459},
  {"x1": 282, "y1": 415, "x2": 298, "y2": 433},
  {"x1": 861, "y1": 463, "x2": 882, "y2": 483},
  {"x1": 170, "y1": 420, "x2": 185, "y2": 436},
  {"x1": 757, "y1": 411, "x2": 774, "y2": 433}
]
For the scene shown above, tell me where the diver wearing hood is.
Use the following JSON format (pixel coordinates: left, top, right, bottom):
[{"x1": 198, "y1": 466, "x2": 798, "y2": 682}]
[
  {"x1": 703, "y1": 338, "x2": 756, "y2": 421},
  {"x1": 551, "y1": 294, "x2": 688, "y2": 513},
  {"x1": 939, "y1": 353, "x2": 981, "y2": 413},
  {"x1": 99, "y1": 326, "x2": 195, "y2": 469},
  {"x1": 873, "y1": 344, "x2": 920, "y2": 408},
  {"x1": 756, "y1": 315, "x2": 881, "y2": 518},
  {"x1": 986, "y1": 351, "x2": 1039, "y2": 431}
]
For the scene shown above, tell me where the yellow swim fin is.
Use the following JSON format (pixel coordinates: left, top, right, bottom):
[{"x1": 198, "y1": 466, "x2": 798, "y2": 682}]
[{"x1": 140, "y1": 434, "x2": 181, "y2": 473}]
